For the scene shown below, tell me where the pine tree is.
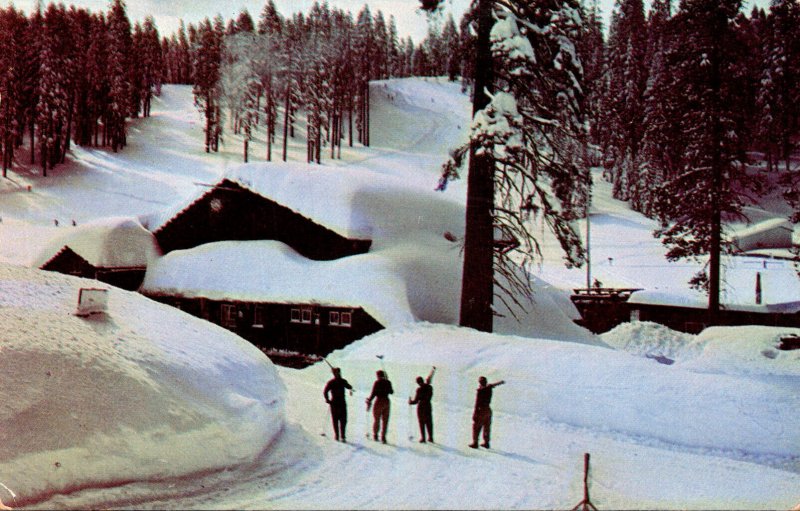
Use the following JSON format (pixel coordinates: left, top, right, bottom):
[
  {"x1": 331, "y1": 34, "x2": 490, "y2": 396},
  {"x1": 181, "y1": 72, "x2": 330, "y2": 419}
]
[
  {"x1": 193, "y1": 17, "x2": 223, "y2": 153},
  {"x1": 258, "y1": 0, "x2": 283, "y2": 35},
  {"x1": 36, "y1": 3, "x2": 71, "y2": 174},
  {"x1": 354, "y1": 6, "x2": 373, "y2": 146},
  {"x1": 0, "y1": 7, "x2": 27, "y2": 175},
  {"x1": 653, "y1": 0, "x2": 754, "y2": 322},
  {"x1": 86, "y1": 12, "x2": 110, "y2": 146},
  {"x1": 443, "y1": 14, "x2": 461, "y2": 81},
  {"x1": 106, "y1": 0, "x2": 133, "y2": 152},
  {"x1": 758, "y1": 0, "x2": 799, "y2": 171},
  {"x1": 430, "y1": 0, "x2": 589, "y2": 329},
  {"x1": 576, "y1": 0, "x2": 604, "y2": 165},
  {"x1": 604, "y1": 0, "x2": 649, "y2": 209}
]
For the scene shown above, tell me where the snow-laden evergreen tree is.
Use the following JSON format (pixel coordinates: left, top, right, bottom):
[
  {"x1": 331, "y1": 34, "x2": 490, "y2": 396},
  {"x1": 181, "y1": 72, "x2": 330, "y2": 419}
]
[
  {"x1": 637, "y1": 0, "x2": 681, "y2": 217},
  {"x1": 0, "y1": 7, "x2": 27, "y2": 175},
  {"x1": 220, "y1": 30, "x2": 259, "y2": 162},
  {"x1": 60, "y1": 6, "x2": 92, "y2": 160},
  {"x1": 603, "y1": 0, "x2": 649, "y2": 209},
  {"x1": 387, "y1": 16, "x2": 401, "y2": 77},
  {"x1": 258, "y1": 0, "x2": 283, "y2": 35},
  {"x1": 36, "y1": 3, "x2": 71, "y2": 174},
  {"x1": 70, "y1": 8, "x2": 95, "y2": 148},
  {"x1": 354, "y1": 6, "x2": 373, "y2": 146},
  {"x1": 443, "y1": 14, "x2": 462, "y2": 81},
  {"x1": 133, "y1": 16, "x2": 163, "y2": 118},
  {"x1": 86, "y1": 13, "x2": 110, "y2": 146},
  {"x1": 17, "y1": 8, "x2": 40, "y2": 165},
  {"x1": 193, "y1": 17, "x2": 223, "y2": 153},
  {"x1": 758, "y1": 0, "x2": 799, "y2": 172},
  {"x1": 281, "y1": 15, "x2": 302, "y2": 161},
  {"x1": 576, "y1": 0, "x2": 604, "y2": 167},
  {"x1": 130, "y1": 22, "x2": 146, "y2": 118},
  {"x1": 106, "y1": 0, "x2": 133, "y2": 152},
  {"x1": 652, "y1": 0, "x2": 756, "y2": 321},
  {"x1": 432, "y1": 0, "x2": 589, "y2": 328},
  {"x1": 372, "y1": 11, "x2": 389, "y2": 80}
]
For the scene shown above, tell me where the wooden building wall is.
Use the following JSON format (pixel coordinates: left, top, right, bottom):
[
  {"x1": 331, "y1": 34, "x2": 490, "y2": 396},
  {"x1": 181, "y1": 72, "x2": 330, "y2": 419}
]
[{"x1": 146, "y1": 294, "x2": 383, "y2": 356}]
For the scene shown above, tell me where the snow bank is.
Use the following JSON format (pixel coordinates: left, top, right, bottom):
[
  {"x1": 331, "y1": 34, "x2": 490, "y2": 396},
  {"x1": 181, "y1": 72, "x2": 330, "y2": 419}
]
[
  {"x1": 603, "y1": 322, "x2": 800, "y2": 377},
  {"x1": 0, "y1": 265, "x2": 284, "y2": 507},
  {"x1": 683, "y1": 325, "x2": 800, "y2": 377}
]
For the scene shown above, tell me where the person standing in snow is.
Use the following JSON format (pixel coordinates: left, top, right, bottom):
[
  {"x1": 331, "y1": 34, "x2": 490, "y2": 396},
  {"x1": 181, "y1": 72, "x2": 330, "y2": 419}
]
[
  {"x1": 366, "y1": 370, "x2": 394, "y2": 443},
  {"x1": 324, "y1": 367, "x2": 353, "y2": 442},
  {"x1": 469, "y1": 376, "x2": 505, "y2": 449},
  {"x1": 408, "y1": 366, "x2": 436, "y2": 443}
]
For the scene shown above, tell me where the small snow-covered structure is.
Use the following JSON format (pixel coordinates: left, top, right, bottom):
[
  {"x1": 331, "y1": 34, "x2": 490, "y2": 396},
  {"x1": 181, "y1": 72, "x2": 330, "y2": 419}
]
[
  {"x1": 628, "y1": 289, "x2": 800, "y2": 333},
  {"x1": 729, "y1": 218, "x2": 794, "y2": 253},
  {"x1": 0, "y1": 264, "x2": 284, "y2": 507},
  {"x1": 152, "y1": 163, "x2": 373, "y2": 260},
  {"x1": 34, "y1": 217, "x2": 161, "y2": 290}
]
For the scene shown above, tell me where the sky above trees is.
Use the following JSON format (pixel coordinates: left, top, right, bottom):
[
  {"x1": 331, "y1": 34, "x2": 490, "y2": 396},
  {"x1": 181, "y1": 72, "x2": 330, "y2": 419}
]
[
  {"x1": 6, "y1": 0, "x2": 772, "y2": 42},
  {"x1": 7, "y1": 0, "x2": 468, "y2": 41}
]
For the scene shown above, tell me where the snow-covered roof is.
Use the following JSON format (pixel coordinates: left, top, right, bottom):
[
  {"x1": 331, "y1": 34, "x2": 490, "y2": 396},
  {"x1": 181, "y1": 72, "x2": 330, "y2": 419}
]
[
  {"x1": 628, "y1": 289, "x2": 800, "y2": 314},
  {"x1": 141, "y1": 238, "x2": 598, "y2": 344},
  {"x1": 729, "y1": 218, "x2": 794, "y2": 252},
  {"x1": 153, "y1": 162, "x2": 456, "y2": 242},
  {"x1": 141, "y1": 240, "x2": 414, "y2": 326},
  {"x1": 33, "y1": 217, "x2": 161, "y2": 269}
]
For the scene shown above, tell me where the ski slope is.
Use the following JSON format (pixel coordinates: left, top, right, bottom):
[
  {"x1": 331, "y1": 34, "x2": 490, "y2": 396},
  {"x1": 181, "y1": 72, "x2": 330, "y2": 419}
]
[{"x1": 0, "y1": 78, "x2": 798, "y2": 509}]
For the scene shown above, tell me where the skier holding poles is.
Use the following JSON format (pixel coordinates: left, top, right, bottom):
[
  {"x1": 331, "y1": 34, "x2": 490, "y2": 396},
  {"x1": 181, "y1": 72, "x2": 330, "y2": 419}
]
[
  {"x1": 408, "y1": 366, "x2": 436, "y2": 443},
  {"x1": 469, "y1": 376, "x2": 505, "y2": 449},
  {"x1": 366, "y1": 369, "x2": 394, "y2": 443},
  {"x1": 323, "y1": 365, "x2": 352, "y2": 442}
]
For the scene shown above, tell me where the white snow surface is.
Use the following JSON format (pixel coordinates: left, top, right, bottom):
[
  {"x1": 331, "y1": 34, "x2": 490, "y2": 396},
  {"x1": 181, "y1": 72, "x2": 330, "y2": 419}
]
[
  {"x1": 0, "y1": 78, "x2": 798, "y2": 509},
  {"x1": 0, "y1": 264, "x2": 284, "y2": 508}
]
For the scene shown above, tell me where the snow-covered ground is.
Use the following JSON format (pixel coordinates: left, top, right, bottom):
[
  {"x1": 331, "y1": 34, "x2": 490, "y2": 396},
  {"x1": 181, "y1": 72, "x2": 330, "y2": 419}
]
[{"x1": 0, "y1": 78, "x2": 798, "y2": 509}]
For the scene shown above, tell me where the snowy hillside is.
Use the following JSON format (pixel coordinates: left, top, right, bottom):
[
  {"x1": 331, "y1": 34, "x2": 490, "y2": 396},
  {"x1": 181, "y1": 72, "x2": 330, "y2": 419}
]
[{"x1": 0, "y1": 78, "x2": 798, "y2": 509}]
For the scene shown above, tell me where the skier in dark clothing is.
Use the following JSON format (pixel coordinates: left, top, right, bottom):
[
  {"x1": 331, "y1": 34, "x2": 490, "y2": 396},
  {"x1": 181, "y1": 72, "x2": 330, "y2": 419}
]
[
  {"x1": 324, "y1": 367, "x2": 353, "y2": 442},
  {"x1": 366, "y1": 370, "x2": 394, "y2": 443},
  {"x1": 408, "y1": 366, "x2": 436, "y2": 443},
  {"x1": 469, "y1": 376, "x2": 505, "y2": 449}
]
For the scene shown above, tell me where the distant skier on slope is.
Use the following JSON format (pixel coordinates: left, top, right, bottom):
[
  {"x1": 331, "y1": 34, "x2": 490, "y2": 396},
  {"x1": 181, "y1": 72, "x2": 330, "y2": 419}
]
[
  {"x1": 408, "y1": 366, "x2": 436, "y2": 443},
  {"x1": 469, "y1": 376, "x2": 505, "y2": 449},
  {"x1": 366, "y1": 370, "x2": 394, "y2": 443},
  {"x1": 324, "y1": 367, "x2": 353, "y2": 442}
]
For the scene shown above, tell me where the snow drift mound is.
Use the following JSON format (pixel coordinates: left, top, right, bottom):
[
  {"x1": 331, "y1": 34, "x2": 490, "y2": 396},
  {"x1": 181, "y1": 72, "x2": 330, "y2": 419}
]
[
  {"x1": 0, "y1": 265, "x2": 285, "y2": 507},
  {"x1": 603, "y1": 322, "x2": 800, "y2": 377},
  {"x1": 683, "y1": 325, "x2": 800, "y2": 377},
  {"x1": 601, "y1": 321, "x2": 700, "y2": 362}
]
